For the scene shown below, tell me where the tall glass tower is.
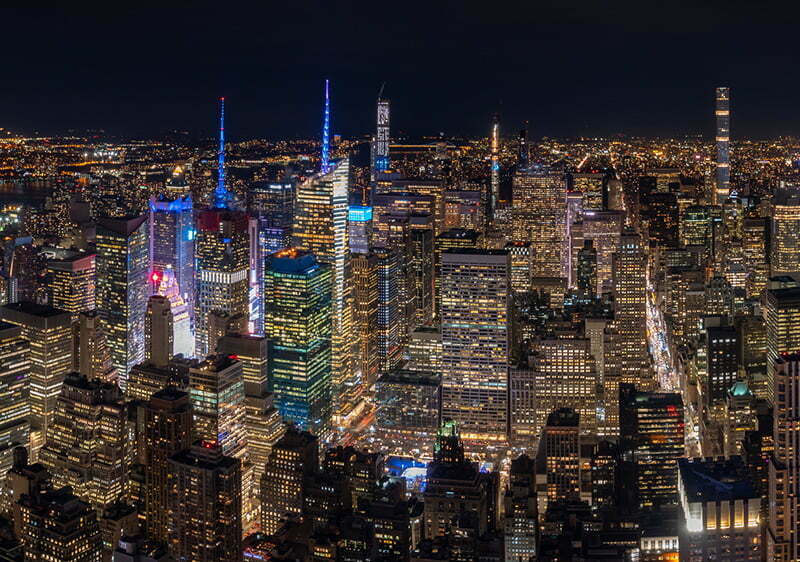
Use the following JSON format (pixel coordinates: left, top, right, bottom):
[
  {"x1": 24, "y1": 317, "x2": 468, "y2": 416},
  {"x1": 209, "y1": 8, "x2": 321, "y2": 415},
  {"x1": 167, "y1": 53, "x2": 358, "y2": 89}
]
[{"x1": 715, "y1": 86, "x2": 730, "y2": 204}]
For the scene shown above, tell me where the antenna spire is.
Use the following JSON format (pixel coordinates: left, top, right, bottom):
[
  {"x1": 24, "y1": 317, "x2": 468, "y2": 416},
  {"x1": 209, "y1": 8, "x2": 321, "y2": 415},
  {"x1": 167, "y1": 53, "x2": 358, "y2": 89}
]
[
  {"x1": 321, "y1": 80, "x2": 331, "y2": 174},
  {"x1": 213, "y1": 97, "x2": 230, "y2": 208}
]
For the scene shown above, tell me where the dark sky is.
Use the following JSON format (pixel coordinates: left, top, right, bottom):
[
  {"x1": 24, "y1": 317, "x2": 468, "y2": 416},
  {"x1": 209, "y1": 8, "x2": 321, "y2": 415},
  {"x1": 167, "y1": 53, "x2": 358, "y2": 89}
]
[{"x1": 3, "y1": 2, "x2": 800, "y2": 140}]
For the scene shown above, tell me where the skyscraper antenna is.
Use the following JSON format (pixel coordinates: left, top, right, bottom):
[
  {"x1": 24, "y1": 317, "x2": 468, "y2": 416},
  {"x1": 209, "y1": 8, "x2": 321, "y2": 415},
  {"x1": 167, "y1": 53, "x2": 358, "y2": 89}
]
[
  {"x1": 377, "y1": 82, "x2": 386, "y2": 101},
  {"x1": 321, "y1": 79, "x2": 331, "y2": 174},
  {"x1": 213, "y1": 96, "x2": 230, "y2": 208}
]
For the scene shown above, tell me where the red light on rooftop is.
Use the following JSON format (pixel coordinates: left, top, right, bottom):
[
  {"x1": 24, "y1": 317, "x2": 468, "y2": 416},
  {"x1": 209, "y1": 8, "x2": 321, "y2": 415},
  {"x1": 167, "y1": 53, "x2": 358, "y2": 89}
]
[{"x1": 150, "y1": 272, "x2": 160, "y2": 283}]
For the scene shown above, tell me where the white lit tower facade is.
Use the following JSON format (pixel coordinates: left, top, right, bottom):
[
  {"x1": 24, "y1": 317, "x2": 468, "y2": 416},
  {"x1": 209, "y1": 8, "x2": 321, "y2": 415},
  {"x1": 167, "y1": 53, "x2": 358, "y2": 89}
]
[
  {"x1": 371, "y1": 97, "x2": 390, "y2": 185},
  {"x1": 715, "y1": 87, "x2": 730, "y2": 204},
  {"x1": 490, "y1": 113, "x2": 500, "y2": 222},
  {"x1": 293, "y1": 80, "x2": 355, "y2": 423}
]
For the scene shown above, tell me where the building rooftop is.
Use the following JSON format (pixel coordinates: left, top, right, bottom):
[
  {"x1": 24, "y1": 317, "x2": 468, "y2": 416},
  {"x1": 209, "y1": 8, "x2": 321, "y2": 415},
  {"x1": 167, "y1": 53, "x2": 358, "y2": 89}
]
[{"x1": 678, "y1": 457, "x2": 758, "y2": 502}]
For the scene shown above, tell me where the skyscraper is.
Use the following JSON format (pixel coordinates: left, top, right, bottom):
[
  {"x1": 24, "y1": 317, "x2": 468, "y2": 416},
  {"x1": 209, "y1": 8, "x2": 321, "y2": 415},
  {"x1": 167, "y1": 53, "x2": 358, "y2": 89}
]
[
  {"x1": 715, "y1": 86, "x2": 730, "y2": 204},
  {"x1": 143, "y1": 387, "x2": 191, "y2": 545},
  {"x1": 541, "y1": 408, "x2": 581, "y2": 505},
  {"x1": 770, "y1": 189, "x2": 800, "y2": 277},
  {"x1": 46, "y1": 252, "x2": 95, "y2": 314},
  {"x1": 154, "y1": 267, "x2": 192, "y2": 357},
  {"x1": 765, "y1": 287, "x2": 800, "y2": 406},
  {"x1": 145, "y1": 295, "x2": 173, "y2": 367},
  {"x1": 372, "y1": 97, "x2": 390, "y2": 183},
  {"x1": 612, "y1": 229, "x2": 649, "y2": 388},
  {"x1": 440, "y1": 249, "x2": 510, "y2": 441},
  {"x1": 96, "y1": 215, "x2": 150, "y2": 388},
  {"x1": 167, "y1": 441, "x2": 241, "y2": 561},
  {"x1": 374, "y1": 247, "x2": 403, "y2": 374},
  {"x1": 489, "y1": 113, "x2": 500, "y2": 222},
  {"x1": 0, "y1": 323, "x2": 29, "y2": 484},
  {"x1": 264, "y1": 249, "x2": 332, "y2": 435},
  {"x1": 0, "y1": 302, "x2": 72, "y2": 458},
  {"x1": 351, "y1": 252, "x2": 379, "y2": 388}
]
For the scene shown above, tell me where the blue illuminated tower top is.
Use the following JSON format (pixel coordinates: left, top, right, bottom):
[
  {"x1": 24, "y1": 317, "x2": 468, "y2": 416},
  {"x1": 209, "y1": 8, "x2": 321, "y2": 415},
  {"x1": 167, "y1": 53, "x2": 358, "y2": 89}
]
[
  {"x1": 214, "y1": 97, "x2": 231, "y2": 209},
  {"x1": 321, "y1": 79, "x2": 331, "y2": 174}
]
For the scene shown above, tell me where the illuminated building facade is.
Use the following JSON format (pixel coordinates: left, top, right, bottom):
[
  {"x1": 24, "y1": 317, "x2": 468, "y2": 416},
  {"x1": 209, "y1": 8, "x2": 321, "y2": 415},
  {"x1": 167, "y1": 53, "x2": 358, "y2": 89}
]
[
  {"x1": 264, "y1": 249, "x2": 332, "y2": 434},
  {"x1": 769, "y1": 354, "x2": 800, "y2": 561},
  {"x1": 39, "y1": 373, "x2": 131, "y2": 513},
  {"x1": 143, "y1": 387, "x2": 191, "y2": 545},
  {"x1": 576, "y1": 240, "x2": 597, "y2": 301},
  {"x1": 371, "y1": 98, "x2": 390, "y2": 183},
  {"x1": 433, "y1": 229, "x2": 481, "y2": 319},
  {"x1": 260, "y1": 427, "x2": 318, "y2": 535},
  {"x1": 46, "y1": 252, "x2": 95, "y2": 314},
  {"x1": 348, "y1": 205, "x2": 373, "y2": 254},
  {"x1": 570, "y1": 171, "x2": 605, "y2": 211},
  {"x1": 145, "y1": 295, "x2": 173, "y2": 367},
  {"x1": 154, "y1": 267, "x2": 192, "y2": 357},
  {"x1": 167, "y1": 441, "x2": 241, "y2": 562},
  {"x1": 490, "y1": 113, "x2": 500, "y2": 221},
  {"x1": 375, "y1": 369, "x2": 440, "y2": 442},
  {"x1": 582, "y1": 210, "x2": 624, "y2": 295},
  {"x1": 96, "y1": 215, "x2": 150, "y2": 388},
  {"x1": 374, "y1": 247, "x2": 403, "y2": 374},
  {"x1": 194, "y1": 208, "x2": 250, "y2": 357},
  {"x1": 620, "y1": 384, "x2": 685, "y2": 509},
  {"x1": 512, "y1": 166, "x2": 566, "y2": 278},
  {"x1": 504, "y1": 455, "x2": 537, "y2": 561},
  {"x1": 0, "y1": 302, "x2": 72, "y2": 459},
  {"x1": 504, "y1": 241, "x2": 532, "y2": 294},
  {"x1": 292, "y1": 158, "x2": 353, "y2": 416},
  {"x1": 771, "y1": 190, "x2": 800, "y2": 277},
  {"x1": 541, "y1": 408, "x2": 581, "y2": 505},
  {"x1": 765, "y1": 287, "x2": 800, "y2": 406},
  {"x1": 76, "y1": 311, "x2": 116, "y2": 383},
  {"x1": 681, "y1": 205, "x2": 711, "y2": 248},
  {"x1": 352, "y1": 252, "x2": 379, "y2": 387},
  {"x1": 705, "y1": 326, "x2": 738, "y2": 406},
  {"x1": 0, "y1": 323, "x2": 29, "y2": 485},
  {"x1": 612, "y1": 230, "x2": 649, "y2": 387},
  {"x1": 742, "y1": 217, "x2": 768, "y2": 298},
  {"x1": 440, "y1": 249, "x2": 510, "y2": 441},
  {"x1": 249, "y1": 181, "x2": 294, "y2": 255},
  {"x1": 715, "y1": 86, "x2": 730, "y2": 203},
  {"x1": 149, "y1": 195, "x2": 195, "y2": 329},
  {"x1": 679, "y1": 457, "x2": 761, "y2": 561}
]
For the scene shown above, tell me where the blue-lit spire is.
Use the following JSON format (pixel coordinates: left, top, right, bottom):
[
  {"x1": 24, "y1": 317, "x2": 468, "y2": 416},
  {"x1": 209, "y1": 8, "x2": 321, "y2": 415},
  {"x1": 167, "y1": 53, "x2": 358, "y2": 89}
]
[
  {"x1": 320, "y1": 79, "x2": 331, "y2": 174},
  {"x1": 213, "y1": 96, "x2": 231, "y2": 208}
]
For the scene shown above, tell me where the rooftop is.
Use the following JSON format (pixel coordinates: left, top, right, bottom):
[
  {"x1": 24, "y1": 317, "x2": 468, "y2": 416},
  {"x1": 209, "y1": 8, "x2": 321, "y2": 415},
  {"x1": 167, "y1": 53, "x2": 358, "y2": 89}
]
[{"x1": 678, "y1": 457, "x2": 758, "y2": 502}]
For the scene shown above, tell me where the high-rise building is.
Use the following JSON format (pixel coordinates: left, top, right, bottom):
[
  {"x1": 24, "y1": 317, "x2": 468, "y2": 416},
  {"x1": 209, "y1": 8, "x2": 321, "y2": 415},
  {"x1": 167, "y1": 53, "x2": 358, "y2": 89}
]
[
  {"x1": 612, "y1": 230, "x2": 649, "y2": 387},
  {"x1": 489, "y1": 113, "x2": 500, "y2": 222},
  {"x1": 371, "y1": 98, "x2": 390, "y2": 183},
  {"x1": 582, "y1": 210, "x2": 625, "y2": 294},
  {"x1": 742, "y1": 217, "x2": 768, "y2": 298},
  {"x1": 620, "y1": 384, "x2": 685, "y2": 509},
  {"x1": 293, "y1": 156, "x2": 353, "y2": 418},
  {"x1": 576, "y1": 240, "x2": 597, "y2": 301},
  {"x1": 374, "y1": 247, "x2": 403, "y2": 374},
  {"x1": 765, "y1": 287, "x2": 800, "y2": 406},
  {"x1": 188, "y1": 355, "x2": 246, "y2": 460},
  {"x1": 504, "y1": 454, "x2": 537, "y2": 561},
  {"x1": 154, "y1": 267, "x2": 192, "y2": 357},
  {"x1": 260, "y1": 427, "x2": 318, "y2": 535},
  {"x1": 434, "y1": 229, "x2": 481, "y2": 318},
  {"x1": 769, "y1": 354, "x2": 800, "y2": 561},
  {"x1": 541, "y1": 408, "x2": 581, "y2": 505},
  {"x1": 142, "y1": 387, "x2": 191, "y2": 545},
  {"x1": 39, "y1": 373, "x2": 131, "y2": 513},
  {"x1": 771, "y1": 189, "x2": 800, "y2": 277},
  {"x1": 46, "y1": 252, "x2": 96, "y2": 314},
  {"x1": 18, "y1": 486, "x2": 102, "y2": 561},
  {"x1": 264, "y1": 249, "x2": 332, "y2": 435},
  {"x1": 512, "y1": 166, "x2": 566, "y2": 278},
  {"x1": 440, "y1": 249, "x2": 510, "y2": 441},
  {"x1": 504, "y1": 241, "x2": 532, "y2": 294},
  {"x1": 148, "y1": 195, "x2": 195, "y2": 329},
  {"x1": 96, "y1": 215, "x2": 150, "y2": 388},
  {"x1": 0, "y1": 302, "x2": 72, "y2": 458},
  {"x1": 249, "y1": 182, "x2": 294, "y2": 255},
  {"x1": 351, "y1": 252, "x2": 379, "y2": 388},
  {"x1": 348, "y1": 205, "x2": 373, "y2": 254},
  {"x1": 167, "y1": 441, "x2": 241, "y2": 561},
  {"x1": 76, "y1": 311, "x2": 116, "y2": 382},
  {"x1": 705, "y1": 326, "x2": 738, "y2": 406},
  {"x1": 678, "y1": 457, "x2": 761, "y2": 561},
  {"x1": 570, "y1": 171, "x2": 605, "y2": 211},
  {"x1": 715, "y1": 86, "x2": 730, "y2": 204},
  {"x1": 145, "y1": 296, "x2": 173, "y2": 367},
  {"x1": 194, "y1": 208, "x2": 250, "y2": 358},
  {"x1": 0, "y1": 323, "x2": 29, "y2": 485}
]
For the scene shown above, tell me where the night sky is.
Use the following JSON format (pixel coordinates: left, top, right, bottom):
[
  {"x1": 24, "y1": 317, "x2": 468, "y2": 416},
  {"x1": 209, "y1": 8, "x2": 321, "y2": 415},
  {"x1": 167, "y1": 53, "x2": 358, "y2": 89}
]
[{"x1": 3, "y1": 2, "x2": 800, "y2": 140}]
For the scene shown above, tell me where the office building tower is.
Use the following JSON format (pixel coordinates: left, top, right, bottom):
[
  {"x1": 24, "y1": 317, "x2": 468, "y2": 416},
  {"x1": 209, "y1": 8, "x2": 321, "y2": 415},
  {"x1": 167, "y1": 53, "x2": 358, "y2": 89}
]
[
  {"x1": 148, "y1": 195, "x2": 195, "y2": 327},
  {"x1": 576, "y1": 240, "x2": 597, "y2": 301},
  {"x1": 145, "y1": 296, "x2": 173, "y2": 367},
  {"x1": 194, "y1": 207, "x2": 250, "y2": 358},
  {"x1": 715, "y1": 87, "x2": 730, "y2": 204},
  {"x1": 443, "y1": 188, "x2": 484, "y2": 231},
  {"x1": 352, "y1": 252, "x2": 379, "y2": 387},
  {"x1": 247, "y1": 216, "x2": 262, "y2": 336},
  {"x1": 113, "y1": 535, "x2": 172, "y2": 562},
  {"x1": 620, "y1": 384, "x2": 685, "y2": 509},
  {"x1": 143, "y1": 387, "x2": 191, "y2": 545},
  {"x1": 765, "y1": 287, "x2": 800, "y2": 406},
  {"x1": 532, "y1": 338, "x2": 598, "y2": 436},
  {"x1": 681, "y1": 205, "x2": 711, "y2": 248},
  {"x1": 725, "y1": 382, "x2": 756, "y2": 456},
  {"x1": 348, "y1": 205, "x2": 373, "y2": 254},
  {"x1": 440, "y1": 249, "x2": 510, "y2": 441},
  {"x1": 742, "y1": 217, "x2": 768, "y2": 298},
  {"x1": 167, "y1": 441, "x2": 241, "y2": 562},
  {"x1": 375, "y1": 369, "x2": 440, "y2": 449},
  {"x1": 293, "y1": 155, "x2": 353, "y2": 417},
  {"x1": 504, "y1": 241, "x2": 533, "y2": 294},
  {"x1": 0, "y1": 302, "x2": 72, "y2": 458},
  {"x1": 407, "y1": 325, "x2": 442, "y2": 374},
  {"x1": 188, "y1": 355, "x2": 246, "y2": 459},
  {"x1": 706, "y1": 326, "x2": 738, "y2": 406},
  {"x1": 249, "y1": 182, "x2": 294, "y2": 255},
  {"x1": 260, "y1": 427, "x2": 318, "y2": 535},
  {"x1": 96, "y1": 215, "x2": 150, "y2": 388},
  {"x1": 512, "y1": 166, "x2": 566, "y2": 278},
  {"x1": 582, "y1": 210, "x2": 625, "y2": 294},
  {"x1": 541, "y1": 408, "x2": 581, "y2": 505},
  {"x1": 153, "y1": 267, "x2": 192, "y2": 357},
  {"x1": 570, "y1": 171, "x2": 605, "y2": 211},
  {"x1": 0, "y1": 324, "x2": 29, "y2": 486},
  {"x1": 643, "y1": 192, "x2": 679, "y2": 248},
  {"x1": 264, "y1": 249, "x2": 332, "y2": 435},
  {"x1": 434, "y1": 228, "x2": 481, "y2": 318},
  {"x1": 769, "y1": 354, "x2": 800, "y2": 560},
  {"x1": 76, "y1": 311, "x2": 116, "y2": 382},
  {"x1": 517, "y1": 125, "x2": 529, "y2": 169},
  {"x1": 612, "y1": 230, "x2": 649, "y2": 387},
  {"x1": 372, "y1": 97, "x2": 390, "y2": 183},
  {"x1": 504, "y1": 454, "x2": 537, "y2": 561},
  {"x1": 678, "y1": 457, "x2": 761, "y2": 561},
  {"x1": 489, "y1": 113, "x2": 500, "y2": 221},
  {"x1": 46, "y1": 252, "x2": 95, "y2": 314},
  {"x1": 771, "y1": 189, "x2": 800, "y2": 277},
  {"x1": 18, "y1": 486, "x2": 102, "y2": 562},
  {"x1": 374, "y1": 247, "x2": 403, "y2": 374},
  {"x1": 39, "y1": 373, "x2": 131, "y2": 513},
  {"x1": 706, "y1": 275, "x2": 734, "y2": 318}
]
